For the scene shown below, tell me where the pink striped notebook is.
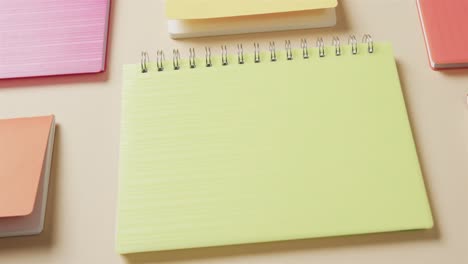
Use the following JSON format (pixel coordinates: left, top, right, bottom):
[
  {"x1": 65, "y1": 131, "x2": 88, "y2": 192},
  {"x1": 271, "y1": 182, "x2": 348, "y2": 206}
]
[{"x1": 0, "y1": 0, "x2": 110, "y2": 79}]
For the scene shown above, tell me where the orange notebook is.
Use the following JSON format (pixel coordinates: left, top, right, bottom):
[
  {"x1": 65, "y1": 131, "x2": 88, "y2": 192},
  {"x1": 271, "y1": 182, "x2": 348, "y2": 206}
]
[
  {"x1": 0, "y1": 115, "x2": 56, "y2": 237},
  {"x1": 417, "y1": 0, "x2": 468, "y2": 69}
]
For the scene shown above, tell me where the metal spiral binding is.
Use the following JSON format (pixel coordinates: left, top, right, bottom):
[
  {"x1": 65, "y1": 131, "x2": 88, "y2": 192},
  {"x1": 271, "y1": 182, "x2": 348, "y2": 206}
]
[
  {"x1": 141, "y1": 51, "x2": 149, "y2": 73},
  {"x1": 333, "y1": 37, "x2": 341, "y2": 56},
  {"x1": 254, "y1": 43, "x2": 260, "y2": 63},
  {"x1": 349, "y1": 35, "x2": 358, "y2": 55},
  {"x1": 237, "y1": 44, "x2": 244, "y2": 64},
  {"x1": 285, "y1": 40, "x2": 293, "y2": 60},
  {"x1": 205, "y1": 47, "x2": 212, "y2": 67},
  {"x1": 156, "y1": 50, "x2": 164, "y2": 71},
  {"x1": 269, "y1": 42, "x2": 277, "y2": 62},
  {"x1": 140, "y1": 34, "x2": 375, "y2": 72},
  {"x1": 316, "y1": 38, "x2": 325, "y2": 57},
  {"x1": 189, "y1": 48, "x2": 196, "y2": 68},
  {"x1": 301, "y1": 39, "x2": 309, "y2": 59},
  {"x1": 363, "y1": 34, "x2": 374, "y2": 53},
  {"x1": 221, "y1": 45, "x2": 228, "y2": 66},
  {"x1": 172, "y1": 49, "x2": 180, "y2": 70}
]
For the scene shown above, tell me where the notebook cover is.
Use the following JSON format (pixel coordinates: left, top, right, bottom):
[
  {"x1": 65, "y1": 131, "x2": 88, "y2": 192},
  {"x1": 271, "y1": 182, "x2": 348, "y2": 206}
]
[
  {"x1": 166, "y1": 0, "x2": 337, "y2": 19},
  {"x1": 0, "y1": 116, "x2": 55, "y2": 237},
  {"x1": 0, "y1": 115, "x2": 54, "y2": 217},
  {"x1": 117, "y1": 43, "x2": 433, "y2": 254},
  {"x1": 417, "y1": 0, "x2": 468, "y2": 68},
  {"x1": 0, "y1": 0, "x2": 110, "y2": 79},
  {"x1": 168, "y1": 9, "x2": 336, "y2": 39}
]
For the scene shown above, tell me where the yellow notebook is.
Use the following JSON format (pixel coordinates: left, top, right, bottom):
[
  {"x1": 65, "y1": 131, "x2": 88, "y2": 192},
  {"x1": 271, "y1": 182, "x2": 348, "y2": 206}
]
[
  {"x1": 166, "y1": 0, "x2": 338, "y2": 38},
  {"x1": 117, "y1": 35, "x2": 433, "y2": 254},
  {"x1": 166, "y1": 0, "x2": 338, "y2": 19}
]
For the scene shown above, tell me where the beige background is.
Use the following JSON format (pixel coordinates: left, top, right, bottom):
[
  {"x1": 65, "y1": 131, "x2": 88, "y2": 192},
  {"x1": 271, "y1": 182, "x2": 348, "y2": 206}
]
[{"x1": 1, "y1": 0, "x2": 467, "y2": 263}]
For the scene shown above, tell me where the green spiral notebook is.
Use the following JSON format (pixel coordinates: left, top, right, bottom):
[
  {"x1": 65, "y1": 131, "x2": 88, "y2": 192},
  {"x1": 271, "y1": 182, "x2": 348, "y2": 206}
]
[{"x1": 117, "y1": 36, "x2": 433, "y2": 254}]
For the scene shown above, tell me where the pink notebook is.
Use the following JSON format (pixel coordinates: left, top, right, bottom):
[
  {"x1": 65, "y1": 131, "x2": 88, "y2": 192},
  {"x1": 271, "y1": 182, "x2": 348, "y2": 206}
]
[
  {"x1": 0, "y1": 0, "x2": 110, "y2": 79},
  {"x1": 417, "y1": 0, "x2": 468, "y2": 70}
]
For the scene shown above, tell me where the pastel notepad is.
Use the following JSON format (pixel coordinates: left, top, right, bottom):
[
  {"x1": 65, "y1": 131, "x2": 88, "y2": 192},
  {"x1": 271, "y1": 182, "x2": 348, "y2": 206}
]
[
  {"x1": 0, "y1": 0, "x2": 110, "y2": 79},
  {"x1": 168, "y1": 9, "x2": 337, "y2": 39},
  {"x1": 417, "y1": 0, "x2": 468, "y2": 69},
  {"x1": 166, "y1": 0, "x2": 337, "y2": 39},
  {"x1": 117, "y1": 40, "x2": 433, "y2": 254},
  {"x1": 166, "y1": 0, "x2": 337, "y2": 19},
  {"x1": 0, "y1": 115, "x2": 56, "y2": 237}
]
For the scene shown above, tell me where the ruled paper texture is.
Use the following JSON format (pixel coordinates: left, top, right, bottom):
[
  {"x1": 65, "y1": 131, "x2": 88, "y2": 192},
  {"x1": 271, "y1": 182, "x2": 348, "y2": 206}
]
[
  {"x1": 117, "y1": 44, "x2": 434, "y2": 253},
  {"x1": 0, "y1": 0, "x2": 109, "y2": 79}
]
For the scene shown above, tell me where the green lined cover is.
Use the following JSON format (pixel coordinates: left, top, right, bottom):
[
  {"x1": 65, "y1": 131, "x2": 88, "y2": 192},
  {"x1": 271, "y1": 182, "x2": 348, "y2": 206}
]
[{"x1": 117, "y1": 43, "x2": 433, "y2": 254}]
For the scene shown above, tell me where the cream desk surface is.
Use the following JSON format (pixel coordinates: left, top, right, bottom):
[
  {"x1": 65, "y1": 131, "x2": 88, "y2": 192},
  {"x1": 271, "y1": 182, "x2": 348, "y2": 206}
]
[{"x1": 0, "y1": 0, "x2": 467, "y2": 263}]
